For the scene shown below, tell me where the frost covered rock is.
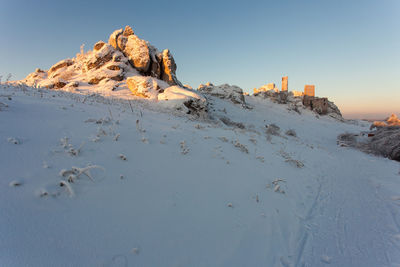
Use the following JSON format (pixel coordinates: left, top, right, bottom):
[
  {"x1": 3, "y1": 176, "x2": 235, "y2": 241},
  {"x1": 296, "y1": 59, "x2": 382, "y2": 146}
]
[
  {"x1": 106, "y1": 26, "x2": 182, "y2": 85},
  {"x1": 21, "y1": 25, "x2": 184, "y2": 93},
  {"x1": 126, "y1": 76, "x2": 165, "y2": 99},
  {"x1": 158, "y1": 86, "x2": 208, "y2": 117},
  {"x1": 108, "y1": 28, "x2": 123, "y2": 50},
  {"x1": 371, "y1": 114, "x2": 400, "y2": 129},
  {"x1": 122, "y1": 25, "x2": 134, "y2": 36},
  {"x1": 83, "y1": 43, "x2": 115, "y2": 71},
  {"x1": 369, "y1": 126, "x2": 400, "y2": 161},
  {"x1": 39, "y1": 77, "x2": 67, "y2": 89},
  {"x1": 22, "y1": 68, "x2": 48, "y2": 86},
  {"x1": 93, "y1": 41, "x2": 106, "y2": 51},
  {"x1": 48, "y1": 59, "x2": 74, "y2": 77},
  {"x1": 338, "y1": 126, "x2": 400, "y2": 162},
  {"x1": 160, "y1": 49, "x2": 180, "y2": 86},
  {"x1": 198, "y1": 83, "x2": 246, "y2": 106},
  {"x1": 123, "y1": 35, "x2": 151, "y2": 73}
]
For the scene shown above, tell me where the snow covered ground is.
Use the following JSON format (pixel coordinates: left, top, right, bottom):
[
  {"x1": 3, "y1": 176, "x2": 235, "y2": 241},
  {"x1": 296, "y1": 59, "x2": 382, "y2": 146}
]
[{"x1": 1, "y1": 84, "x2": 400, "y2": 267}]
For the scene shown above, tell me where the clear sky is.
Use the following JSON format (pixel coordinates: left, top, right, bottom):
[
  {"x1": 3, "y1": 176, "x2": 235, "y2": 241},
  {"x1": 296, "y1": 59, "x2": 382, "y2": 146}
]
[{"x1": 1, "y1": 0, "x2": 399, "y2": 119}]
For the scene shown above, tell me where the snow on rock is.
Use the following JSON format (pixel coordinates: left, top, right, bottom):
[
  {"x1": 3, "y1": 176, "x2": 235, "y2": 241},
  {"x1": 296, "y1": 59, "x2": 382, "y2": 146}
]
[
  {"x1": 126, "y1": 76, "x2": 166, "y2": 99},
  {"x1": 48, "y1": 59, "x2": 74, "y2": 77},
  {"x1": 338, "y1": 125, "x2": 400, "y2": 162},
  {"x1": 108, "y1": 28, "x2": 123, "y2": 49},
  {"x1": 19, "y1": 25, "x2": 185, "y2": 109},
  {"x1": 160, "y1": 49, "x2": 181, "y2": 86},
  {"x1": 198, "y1": 83, "x2": 247, "y2": 107},
  {"x1": 123, "y1": 34, "x2": 151, "y2": 73},
  {"x1": 158, "y1": 86, "x2": 208, "y2": 117},
  {"x1": 371, "y1": 113, "x2": 400, "y2": 129}
]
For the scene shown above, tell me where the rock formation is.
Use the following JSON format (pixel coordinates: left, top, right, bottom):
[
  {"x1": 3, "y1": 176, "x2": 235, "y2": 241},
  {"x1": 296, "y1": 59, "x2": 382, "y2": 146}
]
[
  {"x1": 198, "y1": 83, "x2": 247, "y2": 107},
  {"x1": 107, "y1": 26, "x2": 180, "y2": 85},
  {"x1": 371, "y1": 114, "x2": 400, "y2": 129},
  {"x1": 22, "y1": 25, "x2": 183, "y2": 90},
  {"x1": 338, "y1": 125, "x2": 400, "y2": 162},
  {"x1": 20, "y1": 26, "x2": 206, "y2": 117}
]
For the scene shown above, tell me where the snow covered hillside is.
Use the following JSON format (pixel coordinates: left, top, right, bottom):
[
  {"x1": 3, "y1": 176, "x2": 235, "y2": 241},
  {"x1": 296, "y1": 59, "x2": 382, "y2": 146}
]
[{"x1": 1, "y1": 84, "x2": 400, "y2": 267}]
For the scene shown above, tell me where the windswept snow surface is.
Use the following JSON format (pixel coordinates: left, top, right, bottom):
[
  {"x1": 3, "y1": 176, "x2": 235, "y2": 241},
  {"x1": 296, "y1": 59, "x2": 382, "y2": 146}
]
[{"x1": 1, "y1": 85, "x2": 400, "y2": 267}]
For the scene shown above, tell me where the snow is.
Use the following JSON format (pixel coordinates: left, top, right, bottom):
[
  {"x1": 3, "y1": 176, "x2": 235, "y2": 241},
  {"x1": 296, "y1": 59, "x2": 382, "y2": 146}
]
[{"x1": 1, "y1": 84, "x2": 400, "y2": 266}]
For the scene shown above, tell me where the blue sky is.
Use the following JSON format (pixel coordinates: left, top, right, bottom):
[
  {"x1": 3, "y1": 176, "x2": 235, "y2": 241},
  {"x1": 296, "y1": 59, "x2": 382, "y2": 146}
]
[{"x1": 1, "y1": 0, "x2": 399, "y2": 118}]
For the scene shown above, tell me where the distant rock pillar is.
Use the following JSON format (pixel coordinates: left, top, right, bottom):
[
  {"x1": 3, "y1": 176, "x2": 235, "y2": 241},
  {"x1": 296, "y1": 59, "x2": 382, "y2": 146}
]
[
  {"x1": 282, "y1": 76, "x2": 288, "y2": 91},
  {"x1": 304, "y1": 85, "x2": 315, "y2": 96}
]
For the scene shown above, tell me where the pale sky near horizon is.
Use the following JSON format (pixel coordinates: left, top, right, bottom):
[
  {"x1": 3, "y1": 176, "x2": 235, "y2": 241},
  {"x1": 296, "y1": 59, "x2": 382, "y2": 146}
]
[{"x1": 0, "y1": 0, "x2": 399, "y2": 119}]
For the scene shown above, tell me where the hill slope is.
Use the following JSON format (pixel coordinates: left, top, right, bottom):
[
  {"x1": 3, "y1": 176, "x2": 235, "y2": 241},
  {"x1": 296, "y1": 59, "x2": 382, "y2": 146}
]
[{"x1": 1, "y1": 85, "x2": 400, "y2": 266}]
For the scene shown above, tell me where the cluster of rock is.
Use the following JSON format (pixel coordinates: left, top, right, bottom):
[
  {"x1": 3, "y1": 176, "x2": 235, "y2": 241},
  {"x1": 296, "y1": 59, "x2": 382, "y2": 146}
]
[
  {"x1": 22, "y1": 26, "x2": 182, "y2": 91},
  {"x1": 108, "y1": 26, "x2": 181, "y2": 86},
  {"x1": 338, "y1": 123, "x2": 400, "y2": 162},
  {"x1": 370, "y1": 113, "x2": 400, "y2": 129},
  {"x1": 197, "y1": 82, "x2": 247, "y2": 107},
  {"x1": 20, "y1": 26, "x2": 210, "y2": 117}
]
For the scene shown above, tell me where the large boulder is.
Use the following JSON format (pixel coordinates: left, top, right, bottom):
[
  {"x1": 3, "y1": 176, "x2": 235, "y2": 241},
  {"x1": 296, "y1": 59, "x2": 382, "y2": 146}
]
[
  {"x1": 371, "y1": 113, "x2": 400, "y2": 129},
  {"x1": 369, "y1": 126, "x2": 400, "y2": 161},
  {"x1": 158, "y1": 86, "x2": 208, "y2": 117},
  {"x1": 198, "y1": 83, "x2": 247, "y2": 106},
  {"x1": 122, "y1": 35, "x2": 151, "y2": 73},
  {"x1": 108, "y1": 28, "x2": 123, "y2": 50},
  {"x1": 48, "y1": 59, "x2": 74, "y2": 77},
  {"x1": 107, "y1": 26, "x2": 182, "y2": 85},
  {"x1": 126, "y1": 76, "x2": 164, "y2": 100},
  {"x1": 338, "y1": 126, "x2": 400, "y2": 162}
]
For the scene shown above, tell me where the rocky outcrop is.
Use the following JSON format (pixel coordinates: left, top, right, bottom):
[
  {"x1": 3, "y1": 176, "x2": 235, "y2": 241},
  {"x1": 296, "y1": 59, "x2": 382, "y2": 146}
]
[
  {"x1": 198, "y1": 83, "x2": 247, "y2": 107},
  {"x1": 122, "y1": 25, "x2": 134, "y2": 36},
  {"x1": 123, "y1": 35, "x2": 151, "y2": 73},
  {"x1": 126, "y1": 76, "x2": 164, "y2": 100},
  {"x1": 48, "y1": 59, "x2": 74, "y2": 78},
  {"x1": 106, "y1": 26, "x2": 181, "y2": 85},
  {"x1": 108, "y1": 29, "x2": 123, "y2": 50},
  {"x1": 158, "y1": 86, "x2": 208, "y2": 118},
  {"x1": 93, "y1": 41, "x2": 106, "y2": 51},
  {"x1": 338, "y1": 126, "x2": 400, "y2": 162},
  {"x1": 371, "y1": 114, "x2": 400, "y2": 129},
  {"x1": 160, "y1": 49, "x2": 180, "y2": 86},
  {"x1": 22, "y1": 25, "x2": 184, "y2": 91},
  {"x1": 369, "y1": 126, "x2": 400, "y2": 161},
  {"x1": 83, "y1": 43, "x2": 115, "y2": 71}
]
